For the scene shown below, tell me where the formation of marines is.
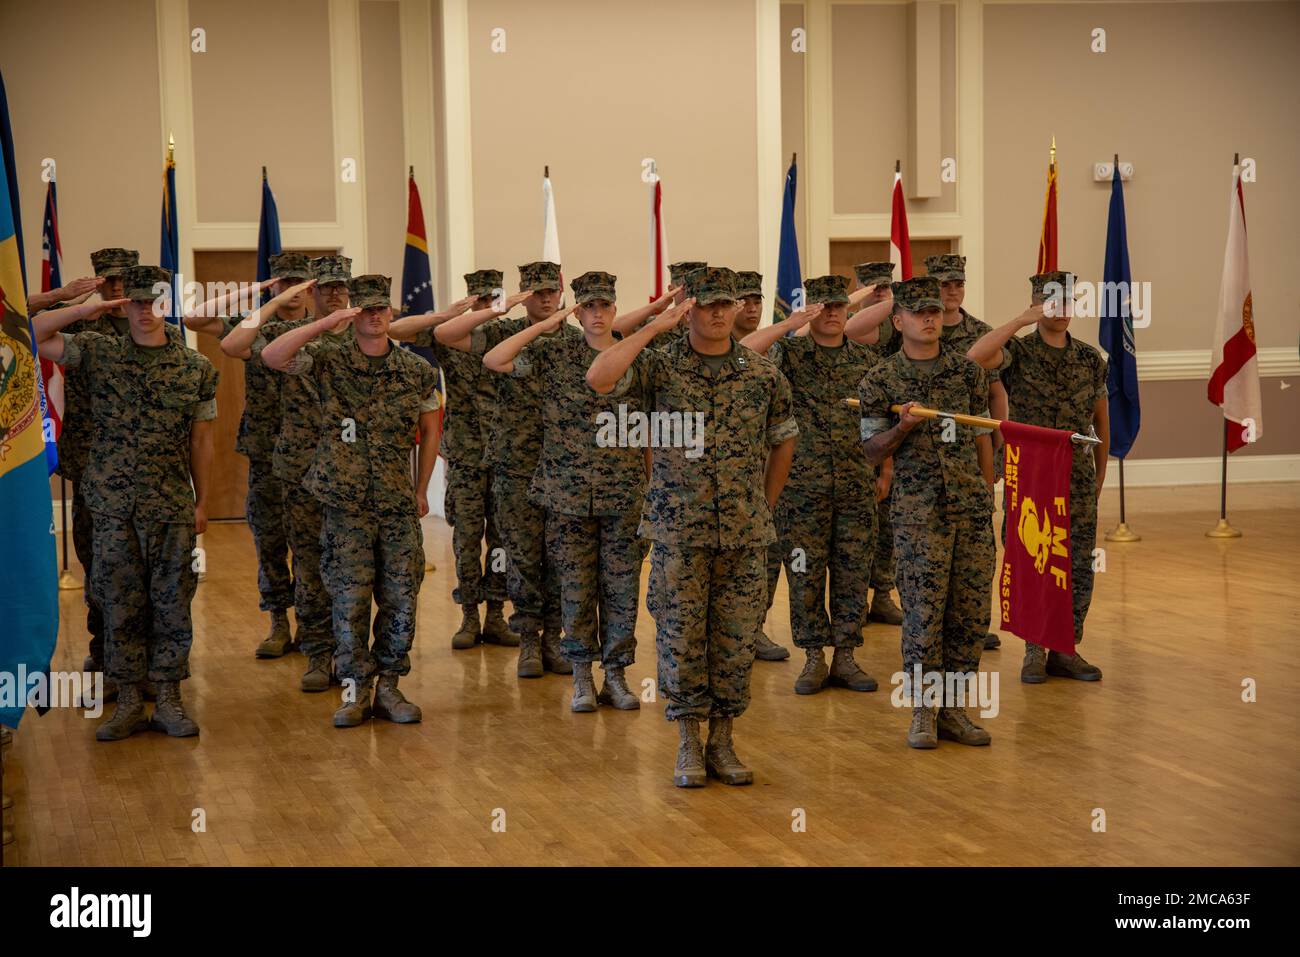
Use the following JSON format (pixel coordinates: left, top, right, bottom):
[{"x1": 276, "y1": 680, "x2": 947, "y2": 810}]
[{"x1": 31, "y1": 241, "x2": 1110, "y2": 786}]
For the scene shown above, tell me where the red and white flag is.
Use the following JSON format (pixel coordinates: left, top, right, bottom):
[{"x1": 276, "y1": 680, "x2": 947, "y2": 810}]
[
  {"x1": 38, "y1": 180, "x2": 65, "y2": 446},
  {"x1": 648, "y1": 176, "x2": 667, "y2": 300},
  {"x1": 1207, "y1": 160, "x2": 1261, "y2": 452},
  {"x1": 889, "y1": 165, "x2": 913, "y2": 280}
]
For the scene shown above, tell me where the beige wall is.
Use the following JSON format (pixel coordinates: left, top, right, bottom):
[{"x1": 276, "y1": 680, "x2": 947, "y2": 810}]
[
  {"x1": 0, "y1": 0, "x2": 162, "y2": 289},
  {"x1": 360, "y1": 0, "x2": 407, "y2": 285},
  {"x1": 781, "y1": 2, "x2": 808, "y2": 259},
  {"x1": 465, "y1": 0, "x2": 760, "y2": 298}
]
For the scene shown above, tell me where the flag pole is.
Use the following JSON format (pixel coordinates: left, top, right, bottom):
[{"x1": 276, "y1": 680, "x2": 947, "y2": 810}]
[
  {"x1": 57, "y1": 476, "x2": 80, "y2": 590},
  {"x1": 1207, "y1": 151, "x2": 1243, "y2": 540},
  {"x1": 841, "y1": 401, "x2": 1101, "y2": 446},
  {"x1": 1104, "y1": 149, "x2": 1140, "y2": 543}
]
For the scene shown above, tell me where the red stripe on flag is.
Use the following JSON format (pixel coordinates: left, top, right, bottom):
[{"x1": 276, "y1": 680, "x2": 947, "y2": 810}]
[
  {"x1": 890, "y1": 175, "x2": 912, "y2": 280},
  {"x1": 1207, "y1": 324, "x2": 1257, "y2": 405},
  {"x1": 407, "y1": 174, "x2": 427, "y2": 242}
]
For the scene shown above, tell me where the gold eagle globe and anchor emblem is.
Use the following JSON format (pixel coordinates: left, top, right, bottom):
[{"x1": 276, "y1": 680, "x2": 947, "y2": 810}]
[{"x1": 1017, "y1": 496, "x2": 1055, "y2": 574}]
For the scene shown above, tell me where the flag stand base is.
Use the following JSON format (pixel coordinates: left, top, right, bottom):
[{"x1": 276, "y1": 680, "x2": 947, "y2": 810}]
[
  {"x1": 1206, "y1": 518, "x2": 1243, "y2": 539},
  {"x1": 424, "y1": 561, "x2": 436, "y2": 573},
  {"x1": 58, "y1": 569, "x2": 83, "y2": 591},
  {"x1": 1105, "y1": 522, "x2": 1141, "y2": 542}
]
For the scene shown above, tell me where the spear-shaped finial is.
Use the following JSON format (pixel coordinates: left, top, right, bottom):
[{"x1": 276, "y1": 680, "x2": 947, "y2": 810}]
[
  {"x1": 1233, "y1": 152, "x2": 1240, "y2": 166},
  {"x1": 895, "y1": 158, "x2": 901, "y2": 173},
  {"x1": 1050, "y1": 135, "x2": 1056, "y2": 170},
  {"x1": 168, "y1": 132, "x2": 175, "y2": 162},
  {"x1": 544, "y1": 164, "x2": 549, "y2": 178},
  {"x1": 262, "y1": 165, "x2": 267, "y2": 181}
]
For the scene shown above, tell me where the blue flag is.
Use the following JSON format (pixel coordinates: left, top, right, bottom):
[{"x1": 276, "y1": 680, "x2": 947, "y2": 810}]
[
  {"x1": 0, "y1": 67, "x2": 60, "y2": 729},
  {"x1": 160, "y1": 151, "x2": 179, "y2": 322},
  {"x1": 400, "y1": 172, "x2": 440, "y2": 376},
  {"x1": 775, "y1": 156, "x2": 802, "y2": 323},
  {"x1": 38, "y1": 180, "x2": 62, "y2": 474},
  {"x1": 256, "y1": 169, "x2": 282, "y2": 306},
  {"x1": 1098, "y1": 165, "x2": 1140, "y2": 459}
]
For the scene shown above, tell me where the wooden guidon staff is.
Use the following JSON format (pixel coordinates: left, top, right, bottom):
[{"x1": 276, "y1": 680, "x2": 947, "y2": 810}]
[{"x1": 843, "y1": 399, "x2": 1101, "y2": 446}]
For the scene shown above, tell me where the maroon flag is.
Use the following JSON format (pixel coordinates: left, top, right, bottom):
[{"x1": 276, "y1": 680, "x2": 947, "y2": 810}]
[{"x1": 998, "y1": 420, "x2": 1075, "y2": 654}]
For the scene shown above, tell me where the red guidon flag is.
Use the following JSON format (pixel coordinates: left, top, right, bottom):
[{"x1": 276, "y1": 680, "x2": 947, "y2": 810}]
[
  {"x1": 1036, "y1": 152, "x2": 1058, "y2": 273},
  {"x1": 998, "y1": 420, "x2": 1076, "y2": 654},
  {"x1": 889, "y1": 165, "x2": 912, "y2": 279}
]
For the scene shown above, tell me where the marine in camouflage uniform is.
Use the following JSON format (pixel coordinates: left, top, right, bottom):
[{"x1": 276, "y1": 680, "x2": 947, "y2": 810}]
[
  {"x1": 485, "y1": 271, "x2": 648, "y2": 713},
  {"x1": 266, "y1": 275, "x2": 441, "y2": 727},
  {"x1": 763, "y1": 275, "x2": 882, "y2": 695},
  {"x1": 36, "y1": 265, "x2": 218, "y2": 741},
  {"x1": 58, "y1": 247, "x2": 139, "y2": 682},
  {"x1": 852, "y1": 261, "x2": 906, "y2": 628},
  {"x1": 858, "y1": 276, "x2": 995, "y2": 750},
  {"x1": 971, "y1": 271, "x2": 1108, "y2": 684},
  {"x1": 588, "y1": 266, "x2": 799, "y2": 788},
  {"x1": 471, "y1": 261, "x2": 577, "y2": 677},
  {"x1": 405, "y1": 269, "x2": 514, "y2": 650}
]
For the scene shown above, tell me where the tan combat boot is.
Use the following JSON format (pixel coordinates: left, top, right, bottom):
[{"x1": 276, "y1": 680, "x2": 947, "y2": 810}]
[
  {"x1": 868, "y1": 590, "x2": 904, "y2": 625},
  {"x1": 450, "y1": 605, "x2": 480, "y2": 650},
  {"x1": 571, "y1": 662, "x2": 598, "y2": 713},
  {"x1": 541, "y1": 626, "x2": 572, "y2": 675},
  {"x1": 149, "y1": 681, "x2": 200, "y2": 737},
  {"x1": 481, "y1": 601, "x2": 520, "y2": 646},
  {"x1": 95, "y1": 682, "x2": 148, "y2": 742},
  {"x1": 907, "y1": 706, "x2": 938, "y2": 749},
  {"x1": 753, "y1": 629, "x2": 790, "y2": 661},
  {"x1": 81, "y1": 655, "x2": 118, "y2": 704},
  {"x1": 938, "y1": 707, "x2": 991, "y2": 746},
  {"x1": 333, "y1": 677, "x2": 374, "y2": 728},
  {"x1": 255, "y1": 609, "x2": 292, "y2": 658},
  {"x1": 598, "y1": 665, "x2": 640, "y2": 710},
  {"x1": 1021, "y1": 643, "x2": 1048, "y2": 684},
  {"x1": 301, "y1": 654, "x2": 332, "y2": 693},
  {"x1": 794, "y1": 648, "x2": 829, "y2": 695},
  {"x1": 1047, "y1": 649, "x2": 1103, "y2": 681},
  {"x1": 829, "y1": 646, "x2": 878, "y2": 692},
  {"x1": 674, "y1": 718, "x2": 706, "y2": 788},
  {"x1": 705, "y1": 717, "x2": 754, "y2": 786},
  {"x1": 517, "y1": 632, "x2": 543, "y2": 678},
  {"x1": 373, "y1": 674, "x2": 422, "y2": 723}
]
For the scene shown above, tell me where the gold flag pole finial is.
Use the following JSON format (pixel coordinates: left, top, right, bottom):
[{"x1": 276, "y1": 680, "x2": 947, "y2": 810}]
[
  {"x1": 167, "y1": 132, "x2": 175, "y2": 162},
  {"x1": 1050, "y1": 136, "x2": 1056, "y2": 170}
]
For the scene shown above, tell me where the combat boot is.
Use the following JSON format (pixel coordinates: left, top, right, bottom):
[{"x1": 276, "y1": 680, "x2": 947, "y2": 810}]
[
  {"x1": 541, "y1": 627, "x2": 572, "y2": 674},
  {"x1": 79, "y1": 661, "x2": 117, "y2": 707},
  {"x1": 984, "y1": 632, "x2": 1002, "y2": 650},
  {"x1": 674, "y1": 718, "x2": 706, "y2": 788},
  {"x1": 705, "y1": 717, "x2": 753, "y2": 786},
  {"x1": 1047, "y1": 649, "x2": 1103, "y2": 681},
  {"x1": 517, "y1": 632, "x2": 544, "y2": 678},
  {"x1": 794, "y1": 648, "x2": 830, "y2": 695},
  {"x1": 141, "y1": 680, "x2": 157, "y2": 702},
  {"x1": 450, "y1": 604, "x2": 480, "y2": 650},
  {"x1": 938, "y1": 708, "x2": 991, "y2": 746},
  {"x1": 301, "y1": 654, "x2": 332, "y2": 693},
  {"x1": 597, "y1": 665, "x2": 640, "y2": 710},
  {"x1": 907, "y1": 706, "x2": 938, "y2": 749},
  {"x1": 570, "y1": 662, "x2": 598, "y2": 713},
  {"x1": 333, "y1": 677, "x2": 374, "y2": 727},
  {"x1": 255, "y1": 609, "x2": 292, "y2": 658},
  {"x1": 828, "y1": 646, "x2": 878, "y2": 692},
  {"x1": 868, "y1": 590, "x2": 904, "y2": 625},
  {"x1": 373, "y1": 674, "x2": 422, "y2": 723},
  {"x1": 1021, "y1": 644, "x2": 1048, "y2": 684},
  {"x1": 753, "y1": 629, "x2": 790, "y2": 661},
  {"x1": 481, "y1": 601, "x2": 520, "y2": 646},
  {"x1": 94, "y1": 683, "x2": 148, "y2": 742},
  {"x1": 149, "y1": 681, "x2": 199, "y2": 737}
]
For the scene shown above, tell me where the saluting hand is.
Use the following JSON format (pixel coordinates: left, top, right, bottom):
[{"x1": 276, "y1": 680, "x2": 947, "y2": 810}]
[
  {"x1": 787, "y1": 302, "x2": 823, "y2": 330},
  {"x1": 1020, "y1": 303, "x2": 1046, "y2": 326},
  {"x1": 538, "y1": 303, "x2": 577, "y2": 332},
  {"x1": 62, "y1": 276, "x2": 103, "y2": 300},
  {"x1": 651, "y1": 285, "x2": 682, "y2": 313},
  {"x1": 651, "y1": 298, "x2": 693, "y2": 333},
  {"x1": 444, "y1": 294, "x2": 477, "y2": 317},
  {"x1": 90, "y1": 298, "x2": 131, "y2": 317},
  {"x1": 322, "y1": 306, "x2": 361, "y2": 331}
]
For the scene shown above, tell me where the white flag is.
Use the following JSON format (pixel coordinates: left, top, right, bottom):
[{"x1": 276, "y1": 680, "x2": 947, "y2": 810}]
[{"x1": 1208, "y1": 162, "x2": 1261, "y2": 451}]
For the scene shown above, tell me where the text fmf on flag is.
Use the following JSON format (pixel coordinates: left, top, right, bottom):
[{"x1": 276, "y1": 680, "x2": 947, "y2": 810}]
[{"x1": 999, "y1": 419, "x2": 1076, "y2": 655}]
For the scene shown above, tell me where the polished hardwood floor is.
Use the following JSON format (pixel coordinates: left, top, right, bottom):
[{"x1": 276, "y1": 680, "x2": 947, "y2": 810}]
[{"x1": 6, "y1": 482, "x2": 1299, "y2": 866}]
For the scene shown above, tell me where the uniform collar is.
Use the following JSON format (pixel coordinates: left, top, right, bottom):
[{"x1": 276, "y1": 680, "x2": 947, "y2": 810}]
[
  {"x1": 346, "y1": 333, "x2": 396, "y2": 372},
  {"x1": 122, "y1": 331, "x2": 186, "y2": 367},
  {"x1": 673, "y1": 334, "x2": 751, "y2": 376}
]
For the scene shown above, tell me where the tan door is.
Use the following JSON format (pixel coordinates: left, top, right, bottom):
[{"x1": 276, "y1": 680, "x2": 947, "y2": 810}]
[
  {"x1": 829, "y1": 238, "x2": 956, "y2": 286},
  {"x1": 191, "y1": 249, "x2": 335, "y2": 521}
]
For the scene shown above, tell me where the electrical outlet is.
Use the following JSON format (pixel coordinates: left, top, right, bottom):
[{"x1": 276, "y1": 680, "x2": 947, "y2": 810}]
[{"x1": 1094, "y1": 162, "x2": 1134, "y2": 182}]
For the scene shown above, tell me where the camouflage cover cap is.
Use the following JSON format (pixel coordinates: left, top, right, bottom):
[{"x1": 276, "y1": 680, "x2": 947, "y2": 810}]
[
  {"x1": 122, "y1": 265, "x2": 172, "y2": 302},
  {"x1": 734, "y1": 271, "x2": 763, "y2": 298},
  {"x1": 309, "y1": 255, "x2": 352, "y2": 284},
  {"x1": 518, "y1": 261, "x2": 562, "y2": 292},
  {"x1": 891, "y1": 276, "x2": 943, "y2": 312},
  {"x1": 571, "y1": 270, "x2": 617, "y2": 304},
  {"x1": 348, "y1": 274, "x2": 392, "y2": 309},
  {"x1": 925, "y1": 253, "x2": 967, "y2": 282},
  {"x1": 853, "y1": 261, "x2": 895, "y2": 289},
  {"x1": 1030, "y1": 271, "x2": 1078, "y2": 301},
  {"x1": 269, "y1": 251, "x2": 312, "y2": 280},
  {"x1": 805, "y1": 274, "x2": 850, "y2": 305},
  {"x1": 464, "y1": 269, "x2": 504, "y2": 298},
  {"x1": 686, "y1": 266, "x2": 737, "y2": 305},
  {"x1": 90, "y1": 247, "x2": 139, "y2": 278},
  {"x1": 668, "y1": 261, "x2": 707, "y2": 285}
]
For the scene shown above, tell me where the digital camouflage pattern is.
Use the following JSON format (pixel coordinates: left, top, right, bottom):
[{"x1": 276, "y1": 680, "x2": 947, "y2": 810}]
[
  {"x1": 549, "y1": 509, "x2": 641, "y2": 667},
  {"x1": 91, "y1": 513, "x2": 198, "y2": 683},
  {"x1": 90, "y1": 247, "x2": 138, "y2": 278},
  {"x1": 443, "y1": 461, "x2": 507, "y2": 605},
  {"x1": 570, "y1": 270, "x2": 617, "y2": 304},
  {"x1": 518, "y1": 261, "x2": 562, "y2": 292},
  {"x1": 309, "y1": 254, "x2": 352, "y2": 284},
  {"x1": 246, "y1": 460, "x2": 292, "y2": 612},
  {"x1": 269, "y1": 251, "x2": 312, "y2": 280},
  {"x1": 121, "y1": 265, "x2": 171, "y2": 301},
  {"x1": 57, "y1": 312, "x2": 132, "y2": 482},
  {"x1": 493, "y1": 470, "x2": 562, "y2": 635},
  {"x1": 320, "y1": 506, "x2": 424, "y2": 681},
  {"x1": 853, "y1": 261, "x2": 894, "y2": 290},
  {"x1": 638, "y1": 336, "x2": 798, "y2": 549},
  {"x1": 684, "y1": 266, "x2": 737, "y2": 305},
  {"x1": 804, "y1": 274, "x2": 850, "y2": 305},
  {"x1": 891, "y1": 276, "x2": 943, "y2": 313},
  {"x1": 734, "y1": 271, "x2": 762, "y2": 298},
  {"x1": 218, "y1": 313, "x2": 304, "y2": 461},
  {"x1": 942, "y1": 309, "x2": 1001, "y2": 383},
  {"x1": 857, "y1": 347, "x2": 993, "y2": 524},
  {"x1": 651, "y1": 542, "x2": 765, "y2": 721},
  {"x1": 465, "y1": 269, "x2": 503, "y2": 297},
  {"x1": 668, "y1": 261, "x2": 706, "y2": 286},
  {"x1": 260, "y1": 319, "x2": 346, "y2": 482},
  {"x1": 282, "y1": 491, "x2": 332, "y2": 658},
  {"x1": 59, "y1": 331, "x2": 218, "y2": 523},
  {"x1": 768, "y1": 335, "x2": 880, "y2": 649},
  {"x1": 871, "y1": 494, "x2": 896, "y2": 592},
  {"x1": 1030, "y1": 271, "x2": 1077, "y2": 301},
  {"x1": 348, "y1": 274, "x2": 391, "y2": 309},
  {"x1": 998, "y1": 330, "x2": 1108, "y2": 641},
  {"x1": 924, "y1": 254, "x2": 967, "y2": 282}
]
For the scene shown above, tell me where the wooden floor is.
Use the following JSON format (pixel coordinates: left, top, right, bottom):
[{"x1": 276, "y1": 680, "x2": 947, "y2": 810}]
[{"x1": 6, "y1": 483, "x2": 1299, "y2": 867}]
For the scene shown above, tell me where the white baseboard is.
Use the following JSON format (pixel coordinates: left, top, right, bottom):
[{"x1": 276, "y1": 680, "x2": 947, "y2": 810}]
[{"x1": 1103, "y1": 454, "x2": 1300, "y2": 488}]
